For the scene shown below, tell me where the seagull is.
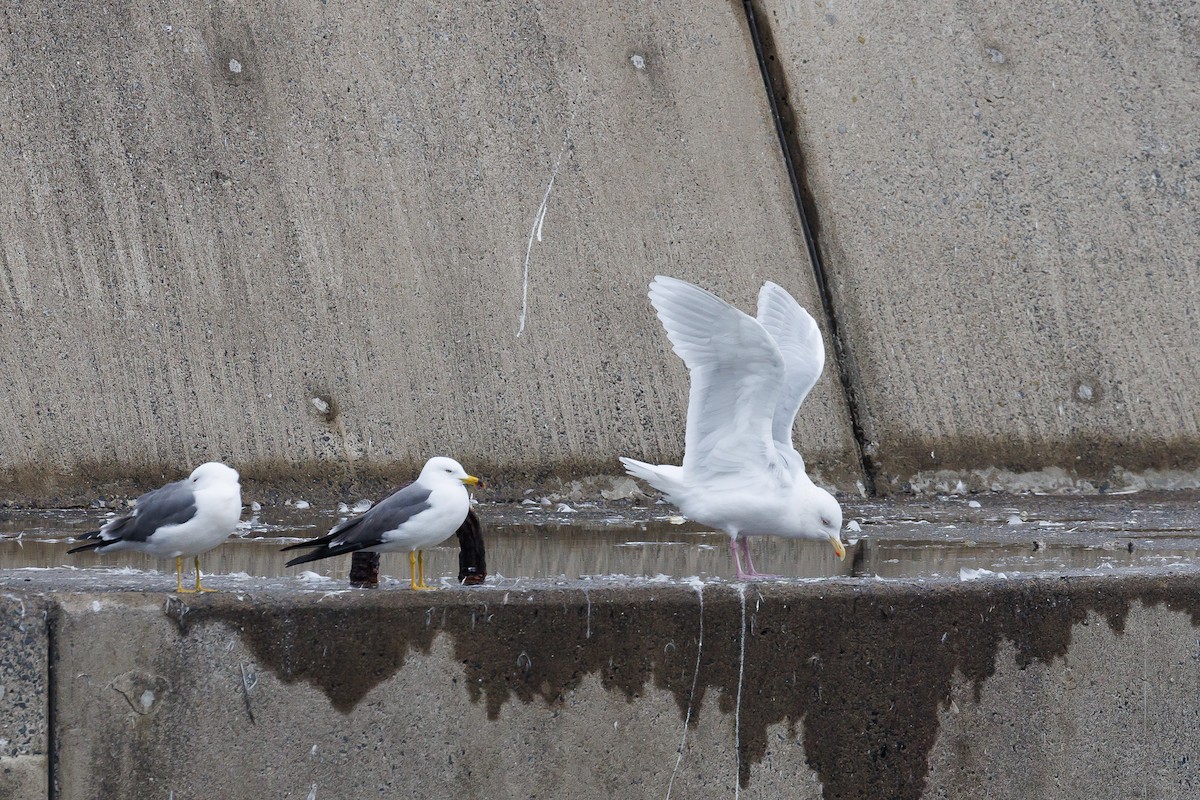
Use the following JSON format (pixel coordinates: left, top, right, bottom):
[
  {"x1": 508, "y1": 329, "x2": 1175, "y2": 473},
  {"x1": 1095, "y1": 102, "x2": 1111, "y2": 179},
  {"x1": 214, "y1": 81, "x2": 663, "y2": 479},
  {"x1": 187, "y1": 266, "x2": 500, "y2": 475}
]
[
  {"x1": 620, "y1": 276, "x2": 845, "y2": 580},
  {"x1": 282, "y1": 456, "x2": 481, "y2": 590},
  {"x1": 68, "y1": 462, "x2": 243, "y2": 593}
]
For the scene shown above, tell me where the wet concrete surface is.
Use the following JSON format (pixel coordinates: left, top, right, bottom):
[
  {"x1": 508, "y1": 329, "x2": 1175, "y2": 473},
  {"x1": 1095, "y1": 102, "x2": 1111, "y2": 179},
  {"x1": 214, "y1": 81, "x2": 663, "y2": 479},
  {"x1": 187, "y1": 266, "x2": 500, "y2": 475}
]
[
  {"x1": 1, "y1": 490, "x2": 1199, "y2": 591},
  {"x1": 9, "y1": 493, "x2": 1200, "y2": 799}
]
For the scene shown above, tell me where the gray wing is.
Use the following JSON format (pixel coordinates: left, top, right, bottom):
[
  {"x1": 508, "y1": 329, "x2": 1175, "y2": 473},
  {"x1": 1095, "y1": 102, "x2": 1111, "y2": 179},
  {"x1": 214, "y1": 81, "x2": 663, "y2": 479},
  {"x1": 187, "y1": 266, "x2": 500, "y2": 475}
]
[
  {"x1": 101, "y1": 479, "x2": 197, "y2": 543},
  {"x1": 756, "y1": 282, "x2": 825, "y2": 453},
  {"x1": 330, "y1": 481, "x2": 432, "y2": 547}
]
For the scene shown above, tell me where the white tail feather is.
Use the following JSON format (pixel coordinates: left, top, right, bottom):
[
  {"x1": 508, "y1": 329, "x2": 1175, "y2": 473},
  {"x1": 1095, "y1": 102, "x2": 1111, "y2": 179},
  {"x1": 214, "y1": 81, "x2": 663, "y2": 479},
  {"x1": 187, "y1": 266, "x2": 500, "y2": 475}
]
[{"x1": 619, "y1": 457, "x2": 685, "y2": 500}]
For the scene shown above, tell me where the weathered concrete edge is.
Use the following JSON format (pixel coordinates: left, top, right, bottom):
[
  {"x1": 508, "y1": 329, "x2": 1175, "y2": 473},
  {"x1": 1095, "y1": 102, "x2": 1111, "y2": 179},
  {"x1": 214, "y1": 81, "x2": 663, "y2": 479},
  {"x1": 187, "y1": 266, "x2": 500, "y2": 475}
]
[
  {"x1": 6, "y1": 460, "x2": 1200, "y2": 509},
  {"x1": 0, "y1": 456, "x2": 653, "y2": 508},
  {"x1": 18, "y1": 570, "x2": 1200, "y2": 798},
  {"x1": 0, "y1": 594, "x2": 49, "y2": 800}
]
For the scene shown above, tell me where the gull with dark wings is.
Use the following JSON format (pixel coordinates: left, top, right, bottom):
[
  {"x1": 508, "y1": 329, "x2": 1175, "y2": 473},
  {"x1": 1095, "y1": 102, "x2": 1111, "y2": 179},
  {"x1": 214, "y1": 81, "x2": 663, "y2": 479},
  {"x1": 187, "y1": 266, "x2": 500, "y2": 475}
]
[{"x1": 282, "y1": 456, "x2": 481, "y2": 590}]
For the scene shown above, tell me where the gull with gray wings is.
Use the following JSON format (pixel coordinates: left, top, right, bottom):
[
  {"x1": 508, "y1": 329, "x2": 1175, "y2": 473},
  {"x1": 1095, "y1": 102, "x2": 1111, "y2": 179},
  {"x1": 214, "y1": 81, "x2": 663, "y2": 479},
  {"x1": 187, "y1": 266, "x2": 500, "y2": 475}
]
[{"x1": 68, "y1": 462, "x2": 243, "y2": 593}]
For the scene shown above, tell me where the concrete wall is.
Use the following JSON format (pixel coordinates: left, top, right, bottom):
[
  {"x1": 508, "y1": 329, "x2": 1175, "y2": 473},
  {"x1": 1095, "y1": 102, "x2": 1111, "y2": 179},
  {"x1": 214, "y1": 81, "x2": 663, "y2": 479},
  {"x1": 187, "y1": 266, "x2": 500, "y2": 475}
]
[
  {"x1": 1, "y1": 0, "x2": 1199, "y2": 500},
  {"x1": 4, "y1": 575, "x2": 1200, "y2": 798},
  {"x1": 0, "y1": 0, "x2": 858, "y2": 502},
  {"x1": 763, "y1": 0, "x2": 1200, "y2": 489},
  {"x1": 0, "y1": 594, "x2": 48, "y2": 800}
]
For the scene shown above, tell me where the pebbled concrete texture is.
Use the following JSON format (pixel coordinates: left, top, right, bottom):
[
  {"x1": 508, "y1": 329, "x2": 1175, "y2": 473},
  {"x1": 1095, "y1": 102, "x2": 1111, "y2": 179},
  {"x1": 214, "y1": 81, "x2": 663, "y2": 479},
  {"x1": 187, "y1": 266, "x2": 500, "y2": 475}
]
[
  {"x1": 0, "y1": 593, "x2": 48, "y2": 800},
  {"x1": 926, "y1": 604, "x2": 1200, "y2": 798},
  {"x1": 0, "y1": 0, "x2": 859, "y2": 503},
  {"x1": 761, "y1": 0, "x2": 1200, "y2": 488},
  {"x1": 25, "y1": 573, "x2": 1200, "y2": 799}
]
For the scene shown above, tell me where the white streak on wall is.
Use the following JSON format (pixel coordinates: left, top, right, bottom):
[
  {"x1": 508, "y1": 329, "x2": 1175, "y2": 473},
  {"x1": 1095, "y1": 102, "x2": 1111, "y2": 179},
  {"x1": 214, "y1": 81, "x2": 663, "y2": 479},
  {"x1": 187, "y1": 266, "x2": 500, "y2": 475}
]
[{"x1": 517, "y1": 135, "x2": 570, "y2": 337}]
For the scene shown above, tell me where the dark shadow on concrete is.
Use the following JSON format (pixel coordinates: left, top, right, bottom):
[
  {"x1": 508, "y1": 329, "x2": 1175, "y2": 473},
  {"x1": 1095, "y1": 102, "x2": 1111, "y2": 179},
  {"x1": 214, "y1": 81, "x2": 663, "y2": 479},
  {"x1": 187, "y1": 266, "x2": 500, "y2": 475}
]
[{"x1": 167, "y1": 576, "x2": 1200, "y2": 798}]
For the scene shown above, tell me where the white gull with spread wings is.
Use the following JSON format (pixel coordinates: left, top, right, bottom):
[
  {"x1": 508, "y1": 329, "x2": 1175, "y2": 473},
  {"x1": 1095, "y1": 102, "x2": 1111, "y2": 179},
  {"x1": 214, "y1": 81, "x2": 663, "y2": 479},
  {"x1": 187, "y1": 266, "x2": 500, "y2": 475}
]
[{"x1": 620, "y1": 276, "x2": 844, "y2": 580}]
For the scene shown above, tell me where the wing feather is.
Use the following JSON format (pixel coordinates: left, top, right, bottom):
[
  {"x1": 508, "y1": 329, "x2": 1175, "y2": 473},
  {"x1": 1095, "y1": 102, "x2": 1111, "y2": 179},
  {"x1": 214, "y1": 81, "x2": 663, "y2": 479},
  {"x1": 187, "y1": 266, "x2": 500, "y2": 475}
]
[
  {"x1": 105, "y1": 480, "x2": 197, "y2": 543},
  {"x1": 338, "y1": 482, "x2": 432, "y2": 545},
  {"x1": 648, "y1": 276, "x2": 786, "y2": 482},
  {"x1": 281, "y1": 481, "x2": 433, "y2": 562},
  {"x1": 756, "y1": 282, "x2": 825, "y2": 455}
]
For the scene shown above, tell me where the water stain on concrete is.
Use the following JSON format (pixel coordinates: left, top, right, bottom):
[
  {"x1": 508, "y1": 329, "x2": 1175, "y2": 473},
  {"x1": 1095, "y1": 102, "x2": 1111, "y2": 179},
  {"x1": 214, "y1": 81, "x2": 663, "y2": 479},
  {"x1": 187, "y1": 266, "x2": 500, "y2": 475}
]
[
  {"x1": 168, "y1": 576, "x2": 1200, "y2": 799},
  {"x1": 878, "y1": 434, "x2": 1200, "y2": 494},
  {"x1": 170, "y1": 599, "x2": 440, "y2": 714}
]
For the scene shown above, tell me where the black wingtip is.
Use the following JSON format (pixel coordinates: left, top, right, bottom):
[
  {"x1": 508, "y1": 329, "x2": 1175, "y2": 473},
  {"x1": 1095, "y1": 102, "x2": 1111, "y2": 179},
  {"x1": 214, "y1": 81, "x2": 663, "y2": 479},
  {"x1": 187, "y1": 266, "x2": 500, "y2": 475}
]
[
  {"x1": 66, "y1": 539, "x2": 105, "y2": 555},
  {"x1": 284, "y1": 542, "x2": 364, "y2": 567},
  {"x1": 284, "y1": 552, "x2": 320, "y2": 567},
  {"x1": 280, "y1": 526, "x2": 348, "y2": 552}
]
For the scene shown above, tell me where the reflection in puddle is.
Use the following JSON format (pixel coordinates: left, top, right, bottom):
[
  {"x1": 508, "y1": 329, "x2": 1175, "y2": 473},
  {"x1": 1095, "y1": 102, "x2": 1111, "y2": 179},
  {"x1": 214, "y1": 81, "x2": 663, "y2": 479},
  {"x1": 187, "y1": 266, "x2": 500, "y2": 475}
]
[
  {"x1": 0, "y1": 495, "x2": 1195, "y2": 585},
  {"x1": 0, "y1": 516, "x2": 848, "y2": 583}
]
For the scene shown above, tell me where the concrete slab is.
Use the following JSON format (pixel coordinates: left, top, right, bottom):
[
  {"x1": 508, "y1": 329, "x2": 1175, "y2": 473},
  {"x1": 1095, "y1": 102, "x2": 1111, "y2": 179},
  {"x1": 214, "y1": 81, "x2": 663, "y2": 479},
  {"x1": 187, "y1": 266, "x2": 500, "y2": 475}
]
[
  {"x1": 0, "y1": 593, "x2": 47, "y2": 800},
  {"x1": 760, "y1": 0, "x2": 1200, "y2": 489},
  {"x1": 0, "y1": 0, "x2": 859, "y2": 503},
  {"x1": 0, "y1": 594, "x2": 47, "y2": 759},
  {"x1": 926, "y1": 603, "x2": 1200, "y2": 798},
  {"x1": 50, "y1": 589, "x2": 748, "y2": 799},
  {"x1": 0, "y1": 755, "x2": 47, "y2": 800},
  {"x1": 35, "y1": 573, "x2": 1200, "y2": 799}
]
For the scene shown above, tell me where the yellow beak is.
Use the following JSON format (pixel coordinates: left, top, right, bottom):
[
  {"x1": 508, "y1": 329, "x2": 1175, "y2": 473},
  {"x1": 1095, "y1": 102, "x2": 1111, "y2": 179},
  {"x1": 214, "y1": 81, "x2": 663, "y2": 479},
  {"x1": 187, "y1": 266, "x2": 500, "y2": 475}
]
[
  {"x1": 831, "y1": 535, "x2": 846, "y2": 561},
  {"x1": 462, "y1": 474, "x2": 482, "y2": 488}
]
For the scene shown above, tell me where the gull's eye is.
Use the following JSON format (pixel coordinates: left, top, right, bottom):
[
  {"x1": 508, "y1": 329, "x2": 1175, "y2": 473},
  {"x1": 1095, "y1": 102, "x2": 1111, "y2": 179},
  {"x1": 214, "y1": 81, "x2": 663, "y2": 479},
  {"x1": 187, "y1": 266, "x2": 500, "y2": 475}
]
[{"x1": 821, "y1": 517, "x2": 831, "y2": 527}]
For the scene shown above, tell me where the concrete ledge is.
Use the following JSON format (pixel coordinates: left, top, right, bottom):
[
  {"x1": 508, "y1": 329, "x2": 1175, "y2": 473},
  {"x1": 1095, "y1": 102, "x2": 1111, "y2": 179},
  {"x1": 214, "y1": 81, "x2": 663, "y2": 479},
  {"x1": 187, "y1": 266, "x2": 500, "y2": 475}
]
[
  {"x1": 0, "y1": 594, "x2": 47, "y2": 755},
  {"x1": 0, "y1": 594, "x2": 47, "y2": 800},
  {"x1": 2, "y1": 573, "x2": 1194, "y2": 798}
]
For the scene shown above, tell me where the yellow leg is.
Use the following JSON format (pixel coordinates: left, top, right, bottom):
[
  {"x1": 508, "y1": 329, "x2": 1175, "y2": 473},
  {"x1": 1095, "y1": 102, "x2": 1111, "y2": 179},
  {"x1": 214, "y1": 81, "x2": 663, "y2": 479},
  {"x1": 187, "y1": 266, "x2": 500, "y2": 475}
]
[
  {"x1": 413, "y1": 550, "x2": 436, "y2": 591},
  {"x1": 177, "y1": 556, "x2": 215, "y2": 594},
  {"x1": 194, "y1": 556, "x2": 217, "y2": 593},
  {"x1": 408, "y1": 551, "x2": 419, "y2": 590}
]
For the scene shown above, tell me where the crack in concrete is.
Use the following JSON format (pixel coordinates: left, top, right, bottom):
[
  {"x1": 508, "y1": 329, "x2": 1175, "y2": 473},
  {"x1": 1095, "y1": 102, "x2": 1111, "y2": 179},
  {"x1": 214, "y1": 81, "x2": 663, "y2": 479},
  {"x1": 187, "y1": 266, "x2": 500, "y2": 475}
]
[{"x1": 740, "y1": 0, "x2": 878, "y2": 495}]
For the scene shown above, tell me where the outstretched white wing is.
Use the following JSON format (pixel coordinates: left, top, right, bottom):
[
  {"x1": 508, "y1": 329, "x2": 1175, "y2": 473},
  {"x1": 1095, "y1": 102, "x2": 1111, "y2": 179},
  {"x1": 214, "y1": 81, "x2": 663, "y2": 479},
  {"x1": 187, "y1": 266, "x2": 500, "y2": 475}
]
[
  {"x1": 649, "y1": 276, "x2": 786, "y2": 483},
  {"x1": 755, "y1": 281, "x2": 825, "y2": 455}
]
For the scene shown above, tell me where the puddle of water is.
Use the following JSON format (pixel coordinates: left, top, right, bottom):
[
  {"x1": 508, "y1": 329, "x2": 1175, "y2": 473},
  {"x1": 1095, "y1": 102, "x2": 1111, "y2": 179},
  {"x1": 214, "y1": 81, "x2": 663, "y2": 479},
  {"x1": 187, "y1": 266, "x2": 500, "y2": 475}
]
[
  {"x1": 858, "y1": 538, "x2": 1146, "y2": 579},
  {"x1": 0, "y1": 516, "x2": 846, "y2": 582},
  {"x1": 0, "y1": 493, "x2": 1198, "y2": 585}
]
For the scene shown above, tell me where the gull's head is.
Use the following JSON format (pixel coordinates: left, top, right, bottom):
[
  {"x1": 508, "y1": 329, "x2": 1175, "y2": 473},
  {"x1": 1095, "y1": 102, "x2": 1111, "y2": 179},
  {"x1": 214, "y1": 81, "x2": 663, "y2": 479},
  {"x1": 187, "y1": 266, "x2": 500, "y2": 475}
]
[
  {"x1": 189, "y1": 461, "x2": 240, "y2": 487},
  {"x1": 809, "y1": 488, "x2": 845, "y2": 561},
  {"x1": 421, "y1": 456, "x2": 482, "y2": 488}
]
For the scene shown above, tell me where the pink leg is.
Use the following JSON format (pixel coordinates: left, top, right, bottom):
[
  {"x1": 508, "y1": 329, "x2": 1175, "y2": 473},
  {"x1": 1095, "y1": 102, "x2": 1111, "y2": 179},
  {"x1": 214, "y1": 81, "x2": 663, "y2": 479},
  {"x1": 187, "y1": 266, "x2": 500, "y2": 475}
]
[
  {"x1": 739, "y1": 538, "x2": 756, "y2": 574},
  {"x1": 739, "y1": 537, "x2": 780, "y2": 579},
  {"x1": 729, "y1": 536, "x2": 753, "y2": 581}
]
